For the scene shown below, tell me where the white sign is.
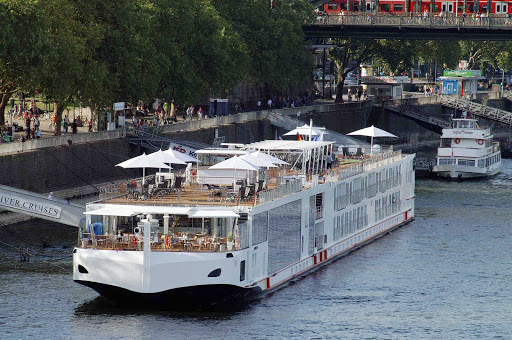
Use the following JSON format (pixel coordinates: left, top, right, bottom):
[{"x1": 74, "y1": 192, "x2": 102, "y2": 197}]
[
  {"x1": 168, "y1": 143, "x2": 198, "y2": 158},
  {"x1": 113, "y1": 102, "x2": 125, "y2": 111},
  {"x1": 0, "y1": 194, "x2": 62, "y2": 218}
]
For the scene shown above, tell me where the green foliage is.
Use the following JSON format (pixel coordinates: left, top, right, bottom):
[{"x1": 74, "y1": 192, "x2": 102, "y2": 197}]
[{"x1": 213, "y1": 0, "x2": 314, "y2": 94}]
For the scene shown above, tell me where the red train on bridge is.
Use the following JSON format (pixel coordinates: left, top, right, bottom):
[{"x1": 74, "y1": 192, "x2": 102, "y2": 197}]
[{"x1": 322, "y1": 0, "x2": 510, "y2": 14}]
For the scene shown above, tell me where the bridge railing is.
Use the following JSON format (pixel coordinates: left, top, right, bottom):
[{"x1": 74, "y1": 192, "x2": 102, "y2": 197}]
[{"x1": 316, "y1": 13, "x2": 512, "y2": 29}]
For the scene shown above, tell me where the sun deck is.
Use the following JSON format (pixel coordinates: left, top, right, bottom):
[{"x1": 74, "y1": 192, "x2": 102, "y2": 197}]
[{"x1": 82, "y1": 140, "x2": 403, "y2": 254}]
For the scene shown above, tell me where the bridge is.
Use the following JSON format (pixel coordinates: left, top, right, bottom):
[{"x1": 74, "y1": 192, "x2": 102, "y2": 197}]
[
  {"x1": 439, "y1": 96, "x2": 512, "y2": 125},
  {"x1": 304, "y1": 14, "x2": 512, "y2": 40},
  {"x1": 0, "y1": 184, "x2": 85, "y2": 227}
]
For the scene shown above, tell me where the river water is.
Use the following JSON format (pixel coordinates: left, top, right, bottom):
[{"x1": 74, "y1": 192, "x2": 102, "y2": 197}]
[{"x1": 1, "y1": 160, "x2": 511, "y2": 339}]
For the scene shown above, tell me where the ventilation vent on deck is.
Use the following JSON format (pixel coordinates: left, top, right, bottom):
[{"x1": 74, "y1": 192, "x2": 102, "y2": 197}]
[
  {"x1": 208, "y1": 268, "x2": 222, "y2": 277},
  {"x1": 78, "y1": 265, "x2": 89, "y2": 274},
  {"x1": 238, "y1": 213, "x2": 248, "y2": 224}
]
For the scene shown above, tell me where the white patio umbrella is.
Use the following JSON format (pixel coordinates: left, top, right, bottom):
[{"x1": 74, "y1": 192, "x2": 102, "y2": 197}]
[
  {"x1": 284, "y1": 123, "x2": 326, "y2": 140},
  {"x1": 116, "y1": 153, "x2": 170, "y2": 184},
  {"x1": 347, "y1": 125, "x2": 398, "y2": 155},
  {"x1": 148, "y1": 149, "x2": 187, "y2": 166},
  {"x1": 249, "y1": 150, "x2": 289, "y2": 165},
  {"x1": 240, "y1": 153, "x2": 277, "y2": 168},
  {"x1": 209, "y1": 156, "x2": 259, "y2": 185},
  {"x1": 163, "y1": 148, "x2": 201, "y2": 163}
]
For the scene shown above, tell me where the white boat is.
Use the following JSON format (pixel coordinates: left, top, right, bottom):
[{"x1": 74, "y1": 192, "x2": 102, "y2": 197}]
[
  {"x1": 73, "y1": 140, "x2": 415, "y2": 306},
  {"x1": 432, "y1": 118, "x2": 502, "y2": 179}
]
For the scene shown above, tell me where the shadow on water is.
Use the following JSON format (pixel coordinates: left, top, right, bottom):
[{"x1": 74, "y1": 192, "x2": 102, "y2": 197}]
[{"x1": 74, "y1": 295, "x2": 257, "y2": 319}]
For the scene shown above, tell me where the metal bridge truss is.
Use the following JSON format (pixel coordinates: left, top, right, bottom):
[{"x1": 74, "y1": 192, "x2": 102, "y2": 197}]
[{"x1": 439, "y1": 96, "x2": 512, "y2": 125}]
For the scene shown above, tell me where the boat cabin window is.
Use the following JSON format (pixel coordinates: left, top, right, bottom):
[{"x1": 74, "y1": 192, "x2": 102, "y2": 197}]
[
  {"x1": 438, "y1": 158, "x2": 455, "y2": 165},
  {"x1": 441, "y1": 138, "x2": 451, "y2": 147},
  {"x1": 458, "y1": 159, "x2": 475, "y2": 167},
  {"x1": 456, "y1": 121, "x2": 475, "y2": 129}
]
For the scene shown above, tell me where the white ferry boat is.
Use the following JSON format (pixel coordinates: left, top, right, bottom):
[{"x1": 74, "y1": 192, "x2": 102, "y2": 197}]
[
  {"x1": 432, "y1": 117, "x2": 502, "y2": 179},
  {"x1": 73, "y1": 140, "x2": 415, "y2": 306}
]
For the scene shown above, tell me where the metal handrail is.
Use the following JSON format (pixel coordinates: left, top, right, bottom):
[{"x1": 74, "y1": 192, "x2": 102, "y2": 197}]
[{"x1": 315, "y1": 13, "x2": 512, "y2": 29}]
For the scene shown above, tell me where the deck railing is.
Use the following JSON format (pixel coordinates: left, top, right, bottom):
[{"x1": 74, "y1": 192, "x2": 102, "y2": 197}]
[
  {"x1": 257, "y1": 178, "x2": 303, "y2": 205},
  {"x1": 98, "y1": 175, "x2": 155, "y2": 200},
  {"x1": 315, "y1": 13, "x2": 512, "y2": 29}
]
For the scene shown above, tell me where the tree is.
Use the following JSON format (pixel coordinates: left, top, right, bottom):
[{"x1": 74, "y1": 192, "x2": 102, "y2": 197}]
[
  {"x1": 373, "y1": 40, "x2": 418, "y2": 76},
  {"x1": 213, "y1": 0, "x2": 314, "y2": 96},
  {"x1": 0, "y1": 1, "x2": 47, "y2": 125},
  {"x1": 153, "y1": 0, "x2": 249, "y2": 109},
  {"x1": 329, "y1": 39, "x2": 381, "y2": 102}
]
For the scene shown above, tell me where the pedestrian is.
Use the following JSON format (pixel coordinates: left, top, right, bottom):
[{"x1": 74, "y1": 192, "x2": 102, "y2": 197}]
[
  {"x1": 186, "y1": 106, "x2": 192, "y2": 121},
  {"x1": 357, "y1": 88, "x2": 362, "y2": 101},
  {"x1": 198, "y1": 107, "x2": 203, "y2": 120},
  {"x1": 257, "y1": 100, "x2": 261, "y2": 111},
  {"x1": 62, "y1": 117, "x2": 69, "y2": 134},
  {"x1": 35, "y1": 128, "x2": 42, "y2": 138},
  {"x1": 347, "y1": 88, "x2": 352, "y2": 101},
  {"x1": 48, "y1": 192, "x2": 53, "y2": 200},
  {"x1": 71, "y1": 119, "x2": 78, "y2": 134},
  {"x1": 88, "y1": 119, "x2": 93, "y2": 132},
  {"x1": 267, "y1": 98, "x2": 273, "y2": 110},
  {"x1": 34, "y1": 115, "x2": 40, "y2": 131}
]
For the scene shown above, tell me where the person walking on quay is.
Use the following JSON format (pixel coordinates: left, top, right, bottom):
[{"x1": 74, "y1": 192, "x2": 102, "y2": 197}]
[
  {"x1": 186, "y1": 105, "x2": 192, "y2": 121},
  {"x1": 62, "y1": 116, "x2": 69, "y2": 134},
  {"x1": 47, "y1": 192, "x2": 53, "y2": 200},
  {"x1": 197, "y1": 107, "x2": 203, "y2": 120},
  {"x1": 88, "y1": 119, "x2": 93, "y2": 132},
  {"x1": 257, "y1": 99, "x2": 261, "y2": 111},
  {"x1": 267, "y1": 98, "x2": 273, "y2": 110},
  {"x1": 347, "y1": 88, "x2": 353, "y2": 101},
  {"x1": 34, "y1": 115, "x2": 40, "y2": 131},
  {"x1": 71, "y1": 119, "x2": 78, "y2": 134},
  {"x1": 357, "y1": 88, "x2": 362, "y2": 101}
]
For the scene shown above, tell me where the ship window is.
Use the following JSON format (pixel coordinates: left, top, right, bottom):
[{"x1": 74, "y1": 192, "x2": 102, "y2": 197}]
[
  {"x1": 478, "y1": 159, "x2": 485, "y2": 167},
  {"x1": 439, "y1": 158, "x2": 455, "y2": 165},
  {"x1": 252, "y1": 211, "x2": 268, "y2": 246},
  {"x1": 458, "y1": 159, "x2": 467, "y2": 166},
  {"x1": 240, "y1": 260, "x2": 246, "y2": 281},
  {"x1": 441, "y1": 138, "x2": 451, "y2": 147},
  {"x1": 268, "y1": 200, "x2": 302, "y2": 273},
  {"x1": 393, "y1": 4, "x2": 403, "y2": 11},
  {"x1": 327, "y1": 3, "x2": 338, "y2": 10}
]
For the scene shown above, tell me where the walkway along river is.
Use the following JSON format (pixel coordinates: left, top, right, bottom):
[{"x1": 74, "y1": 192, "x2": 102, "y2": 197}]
[{"x1": 1, "y1": 159, "x2": 511, "y2": 338}]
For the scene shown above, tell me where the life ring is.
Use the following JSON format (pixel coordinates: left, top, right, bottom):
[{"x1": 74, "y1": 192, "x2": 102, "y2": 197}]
[
  {"x1": 478, "y1": 139, "x2": 484, "y2": 145},
  {"x1": 165, "y1": 235, "x2": 171, "y2": 248},
  {"x1": 120, "y1": 183, "x2": 125, "y2": 193},
  {"x1": 130, "y1": 236, "x2": 137, "y2": 247},
  {"x1": 454, "y1": 138, "x2": 461, "y2": 144}
]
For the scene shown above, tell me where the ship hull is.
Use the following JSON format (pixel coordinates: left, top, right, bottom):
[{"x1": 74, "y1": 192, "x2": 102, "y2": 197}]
[
  {"x1": 74, "y1": 280, "x2": 262, "y2": 307},
  {"x1": 433, "y1": 164, "x2": 501, "y2": 179}
]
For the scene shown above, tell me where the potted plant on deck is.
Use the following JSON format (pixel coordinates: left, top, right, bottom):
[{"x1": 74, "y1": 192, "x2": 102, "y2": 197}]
[{"x1": 227, "y1": 232, "x2": 234, "y2": 251}]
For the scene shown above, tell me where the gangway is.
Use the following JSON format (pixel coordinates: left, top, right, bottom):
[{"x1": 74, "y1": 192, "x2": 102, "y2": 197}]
[
  {"x1": 128, "y1": 128, "x2": 211, "y2": 152},
  {"x1": 0, "y1": 184, "x2": 85, "y2": 227},
  {"x1": 439, "y1": 96, "x2": 512, "y2": 125},
  {"x1": 385, "y1": 101, "x2": 451, "y2": 132}
]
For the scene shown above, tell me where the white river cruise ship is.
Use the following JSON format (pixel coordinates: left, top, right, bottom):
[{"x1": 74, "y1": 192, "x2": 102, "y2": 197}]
[
  {"x1": 73, "y1": 140, "x2": 415, "y2": 306},
  {"x1": 433, "y1": 117, "x2": 502, "y2": 179}
]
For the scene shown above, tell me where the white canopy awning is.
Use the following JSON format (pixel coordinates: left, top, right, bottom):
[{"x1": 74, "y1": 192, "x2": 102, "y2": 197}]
[
  {"x1": 84, "y1": 205, "x2": 190, "y2": 217},
  {"x1": 188, "y1": 210, "x2": 240, "y2": 218},
  {"x1": 84, "y1": 207, "x2": 136, "y2": 217}
]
